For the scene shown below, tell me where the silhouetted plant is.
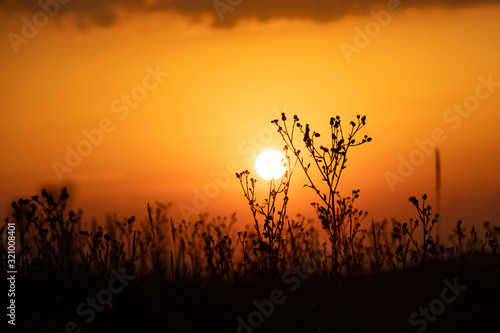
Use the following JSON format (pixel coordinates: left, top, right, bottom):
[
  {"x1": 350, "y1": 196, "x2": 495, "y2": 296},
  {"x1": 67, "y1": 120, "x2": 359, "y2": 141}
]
[
  {"x1": 236, "y1": 148, "x2": 293, "y2": 277},
  {"x1": 407, "y1": 195, "x2": 439, "y2": 277},
  {"x1": 285, "y1": 214, "x2": 319, "y2": 268},
  {"x1": 391, "y1": 219, "x2": 417, "y2": 270},
  {"x1": 272, "y1": 113, "x2": 371, "y2": 277},
  {"x1": 2, "y1": 182, "x2": 499, "y2": 291}
]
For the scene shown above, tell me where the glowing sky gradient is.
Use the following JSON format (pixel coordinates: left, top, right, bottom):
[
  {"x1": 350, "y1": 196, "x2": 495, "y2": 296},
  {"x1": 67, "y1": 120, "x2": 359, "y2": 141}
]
[{"x1": 1, "y1": 1, "x2": 499, "y2": 237}]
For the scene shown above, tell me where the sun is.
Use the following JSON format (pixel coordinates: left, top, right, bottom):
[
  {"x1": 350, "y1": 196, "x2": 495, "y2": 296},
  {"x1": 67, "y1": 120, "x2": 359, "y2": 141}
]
[{"x1": 255, "y1": 150, "x2": 287, "y2": 180}]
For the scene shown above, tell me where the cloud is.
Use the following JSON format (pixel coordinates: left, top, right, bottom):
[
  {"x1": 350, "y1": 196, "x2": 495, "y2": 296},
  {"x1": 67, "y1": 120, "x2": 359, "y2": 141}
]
[{"x1": 2, "y1": 0, "x2": 500, "y2": 28}]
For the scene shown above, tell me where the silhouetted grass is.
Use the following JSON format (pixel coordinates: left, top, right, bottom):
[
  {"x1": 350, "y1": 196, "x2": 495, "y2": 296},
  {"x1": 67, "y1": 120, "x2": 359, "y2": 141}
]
[{"x1": 1, "y1": 113, "x2": 499, "y2": 332}]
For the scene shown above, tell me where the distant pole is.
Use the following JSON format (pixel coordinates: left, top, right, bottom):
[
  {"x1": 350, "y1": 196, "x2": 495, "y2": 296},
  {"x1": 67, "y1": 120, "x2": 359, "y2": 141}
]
[{"x1": 435, "y1": 148, "x2": 441, "y2": 239}]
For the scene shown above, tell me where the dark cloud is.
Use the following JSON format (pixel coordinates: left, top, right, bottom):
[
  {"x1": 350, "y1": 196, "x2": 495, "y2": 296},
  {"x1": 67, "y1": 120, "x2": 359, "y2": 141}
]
[{"x1": 2, "y1": 0, "x2": 500, "y2": 28}]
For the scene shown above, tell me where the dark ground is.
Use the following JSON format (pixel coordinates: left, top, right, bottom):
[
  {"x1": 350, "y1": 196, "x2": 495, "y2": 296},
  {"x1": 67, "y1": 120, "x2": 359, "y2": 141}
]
[{"x1": 4, "y1": 256, "x2": 500, "y2": 333}]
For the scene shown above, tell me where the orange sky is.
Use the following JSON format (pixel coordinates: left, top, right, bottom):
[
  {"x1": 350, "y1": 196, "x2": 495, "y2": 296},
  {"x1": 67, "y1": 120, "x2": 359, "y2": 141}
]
[{"x1": 1, "y1": 2, "x2": 499, "y2": 237}]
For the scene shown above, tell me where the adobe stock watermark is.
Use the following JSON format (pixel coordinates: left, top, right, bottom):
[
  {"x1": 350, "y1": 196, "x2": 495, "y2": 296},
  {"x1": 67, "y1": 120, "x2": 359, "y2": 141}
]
[
  {"x1": 400, "y1": 277, "x2": 467, "y2": 333},
  {"x1": 385, "y1": 73, "x2": 499, "y2": 191},
  {"x1": 213, "y1": 0, "x2": 244, "y2": 21},
  {"x1": 50, "y1": 269, "x2": 135, "y2": 333},
  {"x1": 339, "y1": 0, "x2": 407, "y2": 64},
  {"x1": 178, "y1": 107, "x2": 284, "y2": 221},
  {"x1": 6, "y1": 221, "x2": 17, "y2": 326},
  {"x1": 225, "y1": 252, "x2": 322, "y2": 333},
  {"x1": 7, "y1": 0, "x2": 71, "y2": 54},
  {"x1": 51, "y1": 64, "x2": 169, "y2": 182}
]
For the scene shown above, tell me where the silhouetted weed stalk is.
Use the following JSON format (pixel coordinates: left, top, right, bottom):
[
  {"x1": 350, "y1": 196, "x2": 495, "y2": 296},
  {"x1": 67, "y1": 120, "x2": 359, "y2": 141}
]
[
  {"x1": 1, "y1": 192, "x2": 498, "y2": 286},
  {"x1": 268, "y1": 113, "x2": 371, "y2": 277},
  {"x1": 236, "y1": 148, "x2": 294, "y2": 277},
  {"x1": 1, "y1": 114, "x2": 500, "y2": 287},
  {"x1": 406, "y1": 195, "x2": 439, "y2": 278}
]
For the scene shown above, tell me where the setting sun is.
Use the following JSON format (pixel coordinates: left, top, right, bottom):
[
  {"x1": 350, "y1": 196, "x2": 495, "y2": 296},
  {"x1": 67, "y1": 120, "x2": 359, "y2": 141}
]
[{"x1": 255, "y1": 150, "x2": 287, "y2": 180}]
